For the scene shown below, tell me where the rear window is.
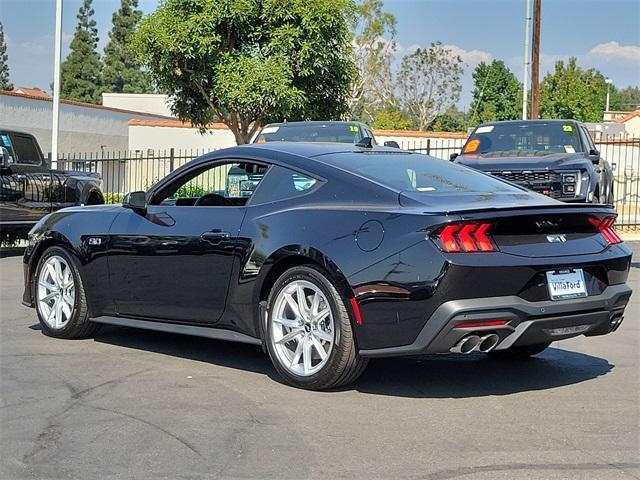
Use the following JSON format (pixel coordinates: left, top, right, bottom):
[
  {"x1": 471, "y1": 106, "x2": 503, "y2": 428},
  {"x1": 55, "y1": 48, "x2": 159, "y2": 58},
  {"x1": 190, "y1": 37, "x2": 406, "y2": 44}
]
[
  {"x1": 255, "y1": 124, "x2": 364, "y2": 144},
  {"x1": 11, "y1": 134, "x2": 42, "y2": 165},
  {"x1": 323, "y1": 152, "x2": 517, "y2": 193}
]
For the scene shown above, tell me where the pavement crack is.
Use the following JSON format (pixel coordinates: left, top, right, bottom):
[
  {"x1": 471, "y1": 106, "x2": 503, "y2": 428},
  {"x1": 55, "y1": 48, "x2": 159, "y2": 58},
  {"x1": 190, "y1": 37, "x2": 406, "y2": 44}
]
[{"x1": 78, "y1": 402, "x2": 204, "y2": 459}]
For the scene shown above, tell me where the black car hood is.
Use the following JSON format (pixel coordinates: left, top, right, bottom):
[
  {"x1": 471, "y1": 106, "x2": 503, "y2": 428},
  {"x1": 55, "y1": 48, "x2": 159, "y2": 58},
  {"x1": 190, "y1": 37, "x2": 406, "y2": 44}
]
[{"x1": 457, "y1": 152, "x2": 588, "y2": 171}]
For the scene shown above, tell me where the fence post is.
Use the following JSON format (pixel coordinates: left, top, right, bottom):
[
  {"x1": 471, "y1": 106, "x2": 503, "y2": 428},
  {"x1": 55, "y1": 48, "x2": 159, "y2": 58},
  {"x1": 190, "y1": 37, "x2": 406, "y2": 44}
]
[
  {"x1": 169, "y1": 148, "x2": 175, "y2": 172},
  {"x1": 426, "y1": 139, "x2": 431, "y2": 156}
]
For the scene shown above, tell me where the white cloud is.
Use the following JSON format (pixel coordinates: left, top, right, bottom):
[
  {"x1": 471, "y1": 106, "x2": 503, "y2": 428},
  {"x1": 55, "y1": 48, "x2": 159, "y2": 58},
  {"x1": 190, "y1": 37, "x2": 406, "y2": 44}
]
[
  {"x1": 587, "y1": 41, "x2": 640, "y2": 63},
  {"x1": 440, "y1": 44, "x2": 492, "y2": 67},
  {"x1": 395, "y1": 42, "x2": 492, "y2": 68}
]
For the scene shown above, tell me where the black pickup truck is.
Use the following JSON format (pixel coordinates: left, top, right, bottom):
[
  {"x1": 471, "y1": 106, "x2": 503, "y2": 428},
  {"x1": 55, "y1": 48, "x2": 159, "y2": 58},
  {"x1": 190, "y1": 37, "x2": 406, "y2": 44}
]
[
  {"x1": 451, "y1": 120, "x2": 614, "y2": 204},
  {"x1": 0, "y1": 130, "x2": 104, "y2": 240}
]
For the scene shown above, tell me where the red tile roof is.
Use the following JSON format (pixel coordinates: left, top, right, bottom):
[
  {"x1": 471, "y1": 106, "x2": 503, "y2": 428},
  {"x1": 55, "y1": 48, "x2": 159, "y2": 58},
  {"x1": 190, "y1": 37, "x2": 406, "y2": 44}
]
[
  {"x1": 12, "y1": 87, "x2": 51, "y2": 99},
  {"x1": 614, "y1": 110, "x2": 640, "y2": 124}
]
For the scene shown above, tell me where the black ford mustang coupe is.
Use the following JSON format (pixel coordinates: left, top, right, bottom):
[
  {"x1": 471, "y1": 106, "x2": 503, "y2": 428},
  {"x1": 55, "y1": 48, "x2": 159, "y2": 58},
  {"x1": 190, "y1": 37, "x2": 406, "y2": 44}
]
[{"x1": 22, "y1": 143, "x2": 632, "y2": 389}]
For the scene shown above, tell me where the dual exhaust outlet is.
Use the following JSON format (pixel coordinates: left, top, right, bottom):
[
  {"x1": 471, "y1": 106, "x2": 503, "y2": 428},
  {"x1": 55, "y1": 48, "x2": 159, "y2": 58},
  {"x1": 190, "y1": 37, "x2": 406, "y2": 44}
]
[{"x1": 450, "y1": 333, "x2": 500, "y2": 354}]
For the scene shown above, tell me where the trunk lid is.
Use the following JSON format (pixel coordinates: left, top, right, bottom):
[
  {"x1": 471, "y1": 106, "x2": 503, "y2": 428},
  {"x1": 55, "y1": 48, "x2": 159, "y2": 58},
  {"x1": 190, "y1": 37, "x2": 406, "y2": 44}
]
[{"x1": 424, "y1": 203, "x2": 618, "y2": 258}]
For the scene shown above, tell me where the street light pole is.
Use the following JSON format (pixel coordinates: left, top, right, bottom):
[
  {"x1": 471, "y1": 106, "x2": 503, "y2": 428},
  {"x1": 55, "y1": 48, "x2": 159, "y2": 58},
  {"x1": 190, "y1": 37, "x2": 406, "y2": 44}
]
[
  {"x1": 605, "y1": 78, "x2": 613, "y2": 113},
  {"x1": 51, "y1": 0, "x2": 63, "y2": 170}
]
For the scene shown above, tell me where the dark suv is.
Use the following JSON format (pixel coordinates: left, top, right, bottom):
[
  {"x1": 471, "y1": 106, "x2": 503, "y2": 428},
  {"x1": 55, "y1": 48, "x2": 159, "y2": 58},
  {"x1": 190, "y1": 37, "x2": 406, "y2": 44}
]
[
  {"x1": 451, "y1": 120, "x2": 614, "y2": 204},
  {"x1": 0, "y1": 130, "x2": 104, "y2": 239}
]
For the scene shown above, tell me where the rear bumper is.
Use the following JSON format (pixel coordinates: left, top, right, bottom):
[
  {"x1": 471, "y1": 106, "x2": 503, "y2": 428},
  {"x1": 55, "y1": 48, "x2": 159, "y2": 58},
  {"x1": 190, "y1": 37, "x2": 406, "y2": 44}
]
[{"x1": 359, "y1": 283, "x2": 631, "y2": 357}]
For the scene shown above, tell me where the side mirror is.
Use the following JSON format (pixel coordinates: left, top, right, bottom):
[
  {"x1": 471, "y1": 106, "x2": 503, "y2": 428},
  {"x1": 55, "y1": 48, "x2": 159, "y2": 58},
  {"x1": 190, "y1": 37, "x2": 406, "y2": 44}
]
[
  {"x1": 383, "y1": 140, "x2": 400, "y2": 149},
  {"x1": 122, "y1": 191, "x2": 147, "y2": 214},
  {"x1": 450, "y1": 153, "x2": 459, "y2": 161},
  {"x1": 588, "y1": 149, "x2": 600, "y2": 164}
]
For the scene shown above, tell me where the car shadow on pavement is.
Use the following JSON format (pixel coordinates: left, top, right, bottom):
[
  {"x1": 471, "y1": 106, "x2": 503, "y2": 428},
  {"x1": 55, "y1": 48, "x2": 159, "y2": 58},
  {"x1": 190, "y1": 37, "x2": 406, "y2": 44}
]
[
  {"x1": 352, "y1": 348, "x2": 613, "y2": 398},
  {"x1": 93, "y1": 325, "x2": 612, "y2": 398}
]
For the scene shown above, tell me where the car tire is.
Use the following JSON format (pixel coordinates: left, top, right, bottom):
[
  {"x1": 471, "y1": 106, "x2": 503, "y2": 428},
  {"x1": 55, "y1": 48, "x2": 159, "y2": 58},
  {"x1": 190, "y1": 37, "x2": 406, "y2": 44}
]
[
  {"x1": 34, "y1": 246, "x2": 99, "y2": 339},
  {"x1": 487, "y1": 342, "x2": 551, "y2": 359},
  {"x1": 265, "y1": 265, "x2": 368, "y2": 390}
]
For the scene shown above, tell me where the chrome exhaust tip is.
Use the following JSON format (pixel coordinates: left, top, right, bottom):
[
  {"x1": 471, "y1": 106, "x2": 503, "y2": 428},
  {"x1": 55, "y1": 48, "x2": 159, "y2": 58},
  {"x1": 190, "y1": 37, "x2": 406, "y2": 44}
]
[
  {"x1": 450, "y1": 335, "x2": 481, "y2": 354},
  {"x1": 478, "y1": 333, "x2": 500, "y2": 353}
]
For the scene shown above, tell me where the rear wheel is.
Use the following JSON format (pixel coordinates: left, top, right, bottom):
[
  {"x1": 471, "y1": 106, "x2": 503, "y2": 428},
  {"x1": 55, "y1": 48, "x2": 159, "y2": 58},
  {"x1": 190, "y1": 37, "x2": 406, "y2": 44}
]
[
  {"x1": 265, "y1": 265, "x2": 367, "y2": 390},
  {"x1": 488, "y1": 342, "x2": 551, "y2": 359},
  {"x1": 34, "y1": 246, "x2": 99, "y2": 339}
]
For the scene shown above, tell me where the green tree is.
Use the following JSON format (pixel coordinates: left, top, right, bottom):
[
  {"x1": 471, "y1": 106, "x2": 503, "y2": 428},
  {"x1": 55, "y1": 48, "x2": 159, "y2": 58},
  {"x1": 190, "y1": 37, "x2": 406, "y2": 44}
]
[
  {"x1": 133, "y1": 0, "x2": 356, "y2": 145},
  {"x1": 610, "y1": 86, "x2": 640, "y2": 111},
  {"x1": 397, "y1": 42, "x2": 463, "y2": 131},
  {"x1": 60, "y1": 0, "x2": 102, "y2": 104},
  {"x1": 0, "y1": 22, "x2": 12, "y2": 90},
  {"x1": 350, "y1": 0, "x2": 397, "y2": 122},
  {"x1": 102, "y1": 0, "x2": 153, "y2": 94},
  {"x1": 469, "y1": 60, "x2": 521, "y2": 124},
  {"x1": 540, "y1": 57, "x2": 607, "y2": 122},
  {"x1": 373, "y1": 106, "x2": 412, "y2": 130},
  {"x1": 430, "y1": 106, "x2": 468, "y2": 132}
]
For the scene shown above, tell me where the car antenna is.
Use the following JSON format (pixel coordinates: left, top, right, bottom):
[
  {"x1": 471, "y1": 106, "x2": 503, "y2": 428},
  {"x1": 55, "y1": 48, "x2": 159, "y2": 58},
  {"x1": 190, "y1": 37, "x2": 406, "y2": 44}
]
[{"x1": 355, "y1": 137, "x2": 374, "y2": 149}]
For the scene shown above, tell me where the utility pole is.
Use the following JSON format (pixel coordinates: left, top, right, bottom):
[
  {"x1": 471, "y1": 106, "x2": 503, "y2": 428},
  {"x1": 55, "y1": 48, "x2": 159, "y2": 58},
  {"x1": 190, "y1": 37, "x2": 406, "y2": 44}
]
[
  {"x1": 522, "y1": 0, "x2": 532, "y2": 119},
  {"x1": 530, "y1": 0, "x2": 541, "y2": 119},
  {"x1": 605, "y1": 78, "x2": 613, "y2": 112},
  {"x1": 51, "y1": 0, "x2": 63, "y2": 169}
]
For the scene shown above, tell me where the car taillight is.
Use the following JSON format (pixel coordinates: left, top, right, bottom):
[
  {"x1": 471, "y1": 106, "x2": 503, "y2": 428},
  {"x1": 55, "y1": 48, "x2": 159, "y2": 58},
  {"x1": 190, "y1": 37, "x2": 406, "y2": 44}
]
[
  {"x1": 588, "y1": 216, "x2": 622, "y2": 245},
  {"x1": 434, "y1": 222, "x2": 496, "y2": 253}
]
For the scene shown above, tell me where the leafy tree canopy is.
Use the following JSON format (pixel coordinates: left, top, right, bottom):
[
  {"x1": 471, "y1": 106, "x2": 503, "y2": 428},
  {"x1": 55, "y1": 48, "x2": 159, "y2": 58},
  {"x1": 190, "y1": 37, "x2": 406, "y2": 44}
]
[
  {"x1": 610, "y1": 86, "x2": 640, "y2": 111},
  {"x1": 0, "y1": 22, "x2": 12, "y2": 90},
  {"x1": 133, "y1": 0, "x2": 357, "y2": 144},
  {"x1": 60, "y1": 0, "x2": 103, "y2": 104},
  {"x1": 540, "y1": 57, "x2": 607, "y2": 122},
  {"x1": 103, "y1": 0, "x2": 153, "y2": 94},
  {"x1": 373, "y1": 106, "x2": 412, "y2": 130},
  {"x1": 429, "y1": 106, "x2": 469, "y2": 132},
  {"x1": 350, "y1": 0, "x2": 396, "y2": 123},
  {"x1": 469, "y1": 60, "x2": 521, "y2": 124},
  {"x1": 397, "y1": 42, "x2": 463, "y2": 131}
]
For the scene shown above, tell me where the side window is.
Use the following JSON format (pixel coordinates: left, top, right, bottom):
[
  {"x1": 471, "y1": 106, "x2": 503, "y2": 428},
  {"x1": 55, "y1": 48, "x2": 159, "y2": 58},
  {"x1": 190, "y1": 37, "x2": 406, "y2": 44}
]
[
  {"x1": 580, "y1": 126, "x2": 596, "y2": 152},
  {"x1": 11, "y1": 134, "x2": 42, "y2": 165},
  {"x1": 0, "y1": 134, "x2": 17, "y2": 165},
  {"x1": 250, "y1": 165, "x2": 318, "y2": 205},
  {"x1": 153, "y1": 161, "x2": 268, "y2": 207}
]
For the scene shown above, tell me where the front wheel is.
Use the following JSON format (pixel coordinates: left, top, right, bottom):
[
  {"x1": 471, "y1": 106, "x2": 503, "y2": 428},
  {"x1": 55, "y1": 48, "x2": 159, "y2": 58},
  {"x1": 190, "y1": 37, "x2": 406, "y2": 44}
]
[
  {"x1": 34, "y1": 246, "x2": 99, "y2": 339},
  {"x1": 265, "y1": 265, "x2": 367, "y2": 390}
]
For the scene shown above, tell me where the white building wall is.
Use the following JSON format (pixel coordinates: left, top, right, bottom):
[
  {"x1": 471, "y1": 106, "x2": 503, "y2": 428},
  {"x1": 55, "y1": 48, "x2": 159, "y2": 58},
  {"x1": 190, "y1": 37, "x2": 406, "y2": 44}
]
[
  {"x1": 102, "y1": 93, "x2": 173, "y2": 117},
  {"x1": 0, "y1": 93, "x2": 172, "y2": 156},
  {"x1": 128, "y1": 123, "x2": 236, "y2": 153}
]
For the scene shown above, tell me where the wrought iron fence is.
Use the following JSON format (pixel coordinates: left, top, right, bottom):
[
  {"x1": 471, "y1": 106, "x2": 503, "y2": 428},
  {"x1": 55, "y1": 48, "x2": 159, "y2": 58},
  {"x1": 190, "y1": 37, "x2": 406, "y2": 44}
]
[{"x1": 57, "y1": 135, "x2": 640, "y2": 228}]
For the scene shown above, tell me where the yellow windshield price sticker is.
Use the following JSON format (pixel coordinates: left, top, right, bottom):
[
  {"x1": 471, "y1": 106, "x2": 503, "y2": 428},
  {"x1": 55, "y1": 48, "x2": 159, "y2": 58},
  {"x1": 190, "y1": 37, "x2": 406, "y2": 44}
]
[
  {"x1": 563, "y1": 125, "x2": 573, "y2": 132},
  {"x1": 350, "y1": 125, "x2": 359, "y2": 132}
]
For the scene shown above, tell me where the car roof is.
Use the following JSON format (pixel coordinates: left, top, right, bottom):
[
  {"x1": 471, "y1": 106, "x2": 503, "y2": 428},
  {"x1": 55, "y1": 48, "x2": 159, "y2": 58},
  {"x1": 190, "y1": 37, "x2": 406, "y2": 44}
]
[
  {"x1": 261, "y1": 120, "x2": 369, "y2": 129},
  {"x1": 476, "y1": 119, "x2": 582, "y2": 127}
]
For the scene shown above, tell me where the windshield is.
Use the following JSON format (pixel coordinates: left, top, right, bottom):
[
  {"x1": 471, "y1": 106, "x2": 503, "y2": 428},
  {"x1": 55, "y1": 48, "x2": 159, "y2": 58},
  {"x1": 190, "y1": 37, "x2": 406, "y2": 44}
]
[
  {"x1": 255, "y1": 124, "x2": 364, "y2": 144},
  {"x1": 462, "y1": 122, "x2": 582, "y2": 156},
  {"x1": 324, "y1": 152, "x2": 516, "y2": 193}
]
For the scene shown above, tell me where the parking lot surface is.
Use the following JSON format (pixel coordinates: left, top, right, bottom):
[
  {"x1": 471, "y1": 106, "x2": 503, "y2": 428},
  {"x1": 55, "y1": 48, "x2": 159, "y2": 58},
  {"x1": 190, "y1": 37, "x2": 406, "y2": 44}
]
[{"x1": 1, "y1": 245, "x2": 639, "y2": 480}]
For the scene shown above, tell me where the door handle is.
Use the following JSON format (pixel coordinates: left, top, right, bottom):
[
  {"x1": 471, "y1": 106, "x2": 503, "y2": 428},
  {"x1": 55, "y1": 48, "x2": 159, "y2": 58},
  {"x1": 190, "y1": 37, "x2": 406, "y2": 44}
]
[{"x1": 201, "y1": 229, "x2": 231, "y2": 243}]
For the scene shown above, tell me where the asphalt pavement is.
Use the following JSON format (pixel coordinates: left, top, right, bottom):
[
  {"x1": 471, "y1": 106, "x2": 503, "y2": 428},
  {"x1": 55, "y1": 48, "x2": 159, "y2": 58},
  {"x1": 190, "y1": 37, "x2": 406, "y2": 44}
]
[{"x1": 1, "y1": 245, "x2": 639, "y2": 480}]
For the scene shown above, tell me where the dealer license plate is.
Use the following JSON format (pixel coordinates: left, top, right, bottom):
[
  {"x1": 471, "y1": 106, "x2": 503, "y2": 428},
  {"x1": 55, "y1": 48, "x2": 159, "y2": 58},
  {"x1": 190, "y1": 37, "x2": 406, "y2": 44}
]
[{"x1": 546, "y1": 269, "x2": 588, "y2": 300}]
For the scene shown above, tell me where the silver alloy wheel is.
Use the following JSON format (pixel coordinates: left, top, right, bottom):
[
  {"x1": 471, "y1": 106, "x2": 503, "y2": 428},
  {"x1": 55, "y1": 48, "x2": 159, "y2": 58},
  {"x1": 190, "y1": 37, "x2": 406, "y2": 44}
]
[
  {"x1": 271, "y1": 280, "x2": 335, "y2": 376},
  {"x1": 37, "y1": 255, "x2": 75, "y2": 330}
]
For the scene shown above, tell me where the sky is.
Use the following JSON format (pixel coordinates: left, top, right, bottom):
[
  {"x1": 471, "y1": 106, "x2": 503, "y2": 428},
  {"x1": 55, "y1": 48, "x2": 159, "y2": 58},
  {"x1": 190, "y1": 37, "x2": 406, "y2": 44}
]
[{"x1": 1, "y1": 0, "x2": 639, "y2": 109}]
